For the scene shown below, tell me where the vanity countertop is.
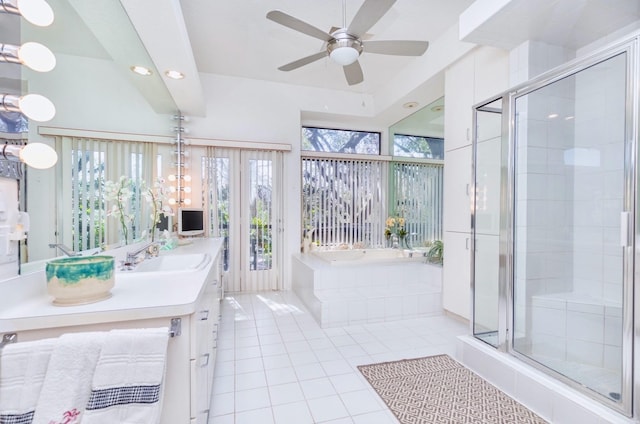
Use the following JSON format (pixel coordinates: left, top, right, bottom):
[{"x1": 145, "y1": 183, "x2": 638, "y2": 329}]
[{"x1": 0, "y1": 237, "x2": 223, "y2": 333}]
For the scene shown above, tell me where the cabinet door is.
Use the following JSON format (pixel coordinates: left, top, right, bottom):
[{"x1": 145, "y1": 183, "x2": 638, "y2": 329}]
[
  {"x1": 442, "y1": 231, "x2": 471, "y2": 320},
  {"x1": 443, "y1": 146, "x2": 472, "y2": 233},
  {"x1": 445, "y1": 53, "x2": 475, "y2": 152},
  {"x1": 190, "y1": 356, "x2": 211, "y2": 423}
]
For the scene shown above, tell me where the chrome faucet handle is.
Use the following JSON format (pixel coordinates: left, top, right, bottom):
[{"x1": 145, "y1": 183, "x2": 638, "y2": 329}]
[{"x1": 146, "y1": 243, "x2": 160, "y2": 258}]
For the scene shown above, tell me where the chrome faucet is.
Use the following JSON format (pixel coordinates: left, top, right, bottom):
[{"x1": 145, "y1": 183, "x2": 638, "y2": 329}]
[
  {"x1": 49, "y1": 243, "x2": 79, "y2": 257},
  {"x1": 125, "y1": 241, "x2": 160, "y2": 265}
]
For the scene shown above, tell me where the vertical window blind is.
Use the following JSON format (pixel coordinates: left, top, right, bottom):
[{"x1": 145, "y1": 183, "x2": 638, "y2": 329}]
[
  {"x1": 302, "y1": 157, "x2": 385, "y2": 248},
  {"x1": 391, "y1": 161, "x2": 443, "y2": 247},
  {"x1": 55, "y1": 136, "x2": 156, "y2": 252}
]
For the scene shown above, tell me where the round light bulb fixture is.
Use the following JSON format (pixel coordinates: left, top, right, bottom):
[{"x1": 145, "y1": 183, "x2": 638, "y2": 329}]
[
  {"x1": 184, "y1": 174, "x2": 192, "y2": 182},
  {"x1": 168, "y1": 174, "x2": 176, "y2": 182},
  {"x1": 1, "y1": 93, "x2": 55, "y2": 122},
  {"x1": 183, "y1": 198, "x2": 192, "y2": 206},
  {"x1": 19, "y1": 142, "x2": 57, "y2": 169},
  {"x1": 327, "y1": 31, "x2": 362, "y2": 66},
  {"x1": 18, "y1": 42, "x2": 56, "y2": 72},
  {"x1": 3, "y1": 0, "x2": 55, "y2": 26},
  {"x1": 0, "y1": 42, "x2": 56, "y2": 72},
  {"x1": 17, "y1": 93, "x2": 55, "y2": 121},
  {"x1": 2, "y1": 142, "x2": 57, "y2": 169}
]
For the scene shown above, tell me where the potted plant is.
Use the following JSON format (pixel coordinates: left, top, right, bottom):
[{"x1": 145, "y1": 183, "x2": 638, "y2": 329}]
[{"x1": 427, "y1": 239, "x2": 443, "y2": 264}]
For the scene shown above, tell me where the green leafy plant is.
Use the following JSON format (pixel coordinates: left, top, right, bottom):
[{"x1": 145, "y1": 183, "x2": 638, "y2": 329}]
[{"x1": 427, "y1": 239, "x2": 443, "y2": 264}]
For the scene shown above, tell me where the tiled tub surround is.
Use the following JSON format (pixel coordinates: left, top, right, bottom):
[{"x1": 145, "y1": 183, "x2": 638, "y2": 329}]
[{"x1": 292, "y1": 250, "x2": 442, "y2": 328}]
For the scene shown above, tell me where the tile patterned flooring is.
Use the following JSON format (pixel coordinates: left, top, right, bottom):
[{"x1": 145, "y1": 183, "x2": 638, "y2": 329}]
[{"x1": 209, "y1": 291, "x2": 469, "y2": 424}]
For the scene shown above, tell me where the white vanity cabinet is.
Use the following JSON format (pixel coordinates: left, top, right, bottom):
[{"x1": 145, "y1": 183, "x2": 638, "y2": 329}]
[
  {"x1": 190, "y1": 250, "x2": 222, "y2": 423},
  {"x1": 0, "y1": 238, "x2": 224, "y2": 424}
]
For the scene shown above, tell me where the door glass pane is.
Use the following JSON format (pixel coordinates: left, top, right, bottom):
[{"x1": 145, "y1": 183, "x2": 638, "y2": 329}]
[
  {"x1": 248, "y1": 158, "x2": 273, "y2": 271},
  {"x1": 473, "y1": 99, "x2": 503, "y2": 347},
  {"x1": 513, "y1": 53, "x2": 627, "y2": 402}
]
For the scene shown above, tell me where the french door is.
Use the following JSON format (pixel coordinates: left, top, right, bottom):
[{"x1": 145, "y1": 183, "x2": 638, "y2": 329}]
[{"x1": 204, "y1": 148, "x2": 283, "y2": 292}]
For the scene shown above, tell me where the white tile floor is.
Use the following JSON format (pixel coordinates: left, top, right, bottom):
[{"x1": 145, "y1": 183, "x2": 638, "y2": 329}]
[{"x1": 209, "y1": 291, "x2": 469, "y2": 424}]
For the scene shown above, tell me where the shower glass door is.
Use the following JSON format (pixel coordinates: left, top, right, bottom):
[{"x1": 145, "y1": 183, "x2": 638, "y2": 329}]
[{"x1": 512, "y1": 52, "x2": 630, "y2": 409}]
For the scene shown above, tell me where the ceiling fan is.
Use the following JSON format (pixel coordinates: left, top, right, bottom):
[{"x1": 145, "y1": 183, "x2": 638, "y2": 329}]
[{"x1": 266, "y1": 0, "x2": 429, "y2": 86}]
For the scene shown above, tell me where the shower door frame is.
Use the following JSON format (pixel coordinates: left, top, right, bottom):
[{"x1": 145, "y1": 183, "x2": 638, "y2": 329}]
[{"x1": 472, "y1": 36, "x2": 638, "y2": 416}]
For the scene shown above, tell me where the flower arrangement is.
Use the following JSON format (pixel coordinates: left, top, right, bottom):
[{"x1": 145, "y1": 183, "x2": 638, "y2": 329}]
[
  {"x1": 142, "y1": 178, "x2": 174, "y2": 241},
  {"x1": 104, "y1": 176, "x2": 134, "y2": 245},
  {"x1": 384, "y1": 215, "x2": 407, "y2": 240}
]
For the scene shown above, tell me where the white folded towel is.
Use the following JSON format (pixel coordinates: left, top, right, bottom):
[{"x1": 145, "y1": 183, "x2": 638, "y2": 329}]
[
  {"x1": 32, "y1": 332, "x2": 105, "y2": 424},
  {"x1": 0, "y1": 337, "x2": 56, "y2": 424},
  {"x1": 82, "y1": 328, "x2": 169, "y2": 424}
]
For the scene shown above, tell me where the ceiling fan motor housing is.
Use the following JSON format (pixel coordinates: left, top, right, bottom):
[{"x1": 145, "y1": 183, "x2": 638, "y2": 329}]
[{"x1": 328, "y1": 29, "x2": 363, "y2": 62}]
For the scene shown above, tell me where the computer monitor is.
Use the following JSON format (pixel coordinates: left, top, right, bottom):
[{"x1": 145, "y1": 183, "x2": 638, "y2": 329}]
[{"x1": 178, "y1": 208, "x2": 204, "y2": 237}]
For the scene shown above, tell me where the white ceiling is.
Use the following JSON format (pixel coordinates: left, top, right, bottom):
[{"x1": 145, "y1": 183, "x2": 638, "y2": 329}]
[
  {"x1": 178, "y1": 0, "x2": 474, "y2": 93},
  {"x1": 126, "y1": 0, "x2": 640, "y2": 121},
  {"x1": 9, "y1": 0, "x2": 640, "y2": 125}
]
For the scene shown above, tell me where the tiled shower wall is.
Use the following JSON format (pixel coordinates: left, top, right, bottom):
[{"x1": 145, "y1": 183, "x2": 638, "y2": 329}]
[{"x1": 521, "y1": 52, "x2": 626, "y2": 370}]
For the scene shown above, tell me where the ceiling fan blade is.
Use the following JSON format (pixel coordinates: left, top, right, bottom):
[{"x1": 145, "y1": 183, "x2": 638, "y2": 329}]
[
  {"x1": 363, "y1": 40, "x2": 429, "y2": 56},
  {"x1": 347, "y1": 0, "x2": 396, "y2": 37},
  {"x1": 343, "y1": 61, "x2": 364, "y2": 86},
  {"x1": 267, "y1": 10, "x2": 333, "y2": 42},
  {"x1": 278, "y1": 51, "x2": 327, "y2": 71}
]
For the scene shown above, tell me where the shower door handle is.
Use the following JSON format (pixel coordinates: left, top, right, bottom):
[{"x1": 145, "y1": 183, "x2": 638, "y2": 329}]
[{"x1": 620, "y1": 211, "x2": 630, "y2": 247}]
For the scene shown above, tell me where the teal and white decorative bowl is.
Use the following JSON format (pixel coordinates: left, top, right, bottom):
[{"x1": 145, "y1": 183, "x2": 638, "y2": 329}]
[{"x1": 45, "y1": 256, "x2": 115, "y2": 306}]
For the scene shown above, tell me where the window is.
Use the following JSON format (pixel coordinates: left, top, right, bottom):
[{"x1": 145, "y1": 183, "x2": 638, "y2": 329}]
[
  {"x1": 394, "y1": 134, "x2": 444, "y2": 159},
  {"x1": 391, "y1": 162, "x2": 443, "y2": 246},
  {"x1": 302, "y1": 157, "x2": 384, "y2": 248},
  {"x1": 56, "y1": 136, "x2": 156, "y2": 252},
  {"x1": 301, "y1": 126, "x2": 444, "y2": 249},
  {"x1": 302, "y1": 127, "x2": 380, "y2": 155}
]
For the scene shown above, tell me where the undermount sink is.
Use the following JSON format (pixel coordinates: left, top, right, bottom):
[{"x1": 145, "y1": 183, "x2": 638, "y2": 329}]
[{"x1": 132, "y1": 253, "x2": 210, "y2": 273}]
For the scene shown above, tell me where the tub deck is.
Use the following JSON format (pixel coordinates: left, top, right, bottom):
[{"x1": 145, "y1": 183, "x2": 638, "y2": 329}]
[{"x1": 292, "y1": 250, "x2": 442, "y2": 328}]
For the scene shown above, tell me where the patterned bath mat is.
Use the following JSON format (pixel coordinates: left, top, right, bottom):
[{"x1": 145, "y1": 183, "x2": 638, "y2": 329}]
[{"x1": 357, "y1": 354, "x2": 548, "y2": 424}]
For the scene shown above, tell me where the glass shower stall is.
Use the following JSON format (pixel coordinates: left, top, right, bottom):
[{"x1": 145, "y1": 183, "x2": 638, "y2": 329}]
[{"x1": 472, "y1": 36, "x2": 636, "y2": 415}]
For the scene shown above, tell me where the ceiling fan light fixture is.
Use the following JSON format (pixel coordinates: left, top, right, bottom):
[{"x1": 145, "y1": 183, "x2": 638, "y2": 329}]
[
  {"x1": 330, "y1": 46, "x2": 359, "y2": 66},
  {"x1": 328, "y1": 33, "x2": 362, "y2": 66}
]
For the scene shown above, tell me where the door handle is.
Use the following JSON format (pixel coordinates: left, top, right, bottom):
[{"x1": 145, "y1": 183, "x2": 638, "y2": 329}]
[{"x1": 620, "y1": 211, "x2": 630, "y2": 247}]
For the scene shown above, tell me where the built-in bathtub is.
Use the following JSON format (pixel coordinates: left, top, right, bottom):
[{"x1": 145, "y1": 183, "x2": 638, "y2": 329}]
[
  {"x1": 292, "y1": 248, "x2": 442, "y2": 328},
  {"x1": 310, "y1": 248, "x2": 427, "y2": 265}
]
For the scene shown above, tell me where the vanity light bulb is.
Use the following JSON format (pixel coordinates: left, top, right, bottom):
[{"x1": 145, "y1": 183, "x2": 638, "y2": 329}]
[
  {"x1": 15, "y1": 0, "x2": 55, "y2": 27},
  {"x1": 18, "y1": 42, "x2": 56, "y2": 72},
  {"x1": 184, "y1": 187, "x2": 191, "y2": 193},
  {"x1": 168, "y1": 174, "x2": 176, "y2": 182},
  {"x1": 183, "y1": 198, "x2": 192, "y2": 206},
  {"x1": 18, "y1": 93, "x2": 55, "y2": 121},
  {"x1": 169, "y1": 186, "x2": 176, "y2": 193},
  {"x1": 19, "y1": 142, "x2": 57, "y2": 169},
  {"x1": 168, "y1": 198, "x2": 176, "y2": 205},
  {"x1": 183, "y1": 175, "x2": 192, "y2": 182}
]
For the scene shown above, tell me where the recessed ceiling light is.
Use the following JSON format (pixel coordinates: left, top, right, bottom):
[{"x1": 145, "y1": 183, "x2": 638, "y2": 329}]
[
  {"x1": 403, "y1": 101, "x2": 419, "y2": 109},
  {"x1": 548, "y1": 113, "x2": 559, "y2": 119},
  {"x1": 130, "y1": 65, "x2": 152, "y2": 76},
  {"x1": 431, "y1": 105, "x2": 444, "y2": 112},
  {"x1": 165, "y1": 70, "x2": 185, "y2": 80}
]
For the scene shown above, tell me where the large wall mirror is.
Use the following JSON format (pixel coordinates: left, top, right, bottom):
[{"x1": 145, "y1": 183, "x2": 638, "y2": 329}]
[
  {"x1": 8, "y1": 0, "x2": 177, "y2": 265},
  {"x1": 389, "y1": 96, "x2": 444, "y2": 152}
]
